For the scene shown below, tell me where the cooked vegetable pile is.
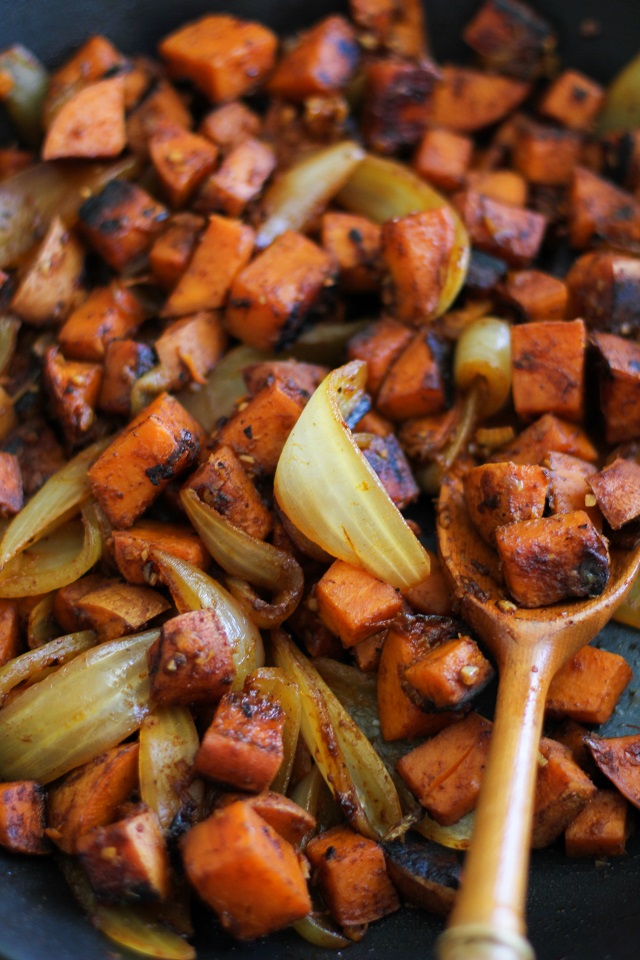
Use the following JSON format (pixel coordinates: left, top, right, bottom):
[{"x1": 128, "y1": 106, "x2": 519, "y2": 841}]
[{"x1": 0, "y1": 0, "x2": 639, "y2": 956}]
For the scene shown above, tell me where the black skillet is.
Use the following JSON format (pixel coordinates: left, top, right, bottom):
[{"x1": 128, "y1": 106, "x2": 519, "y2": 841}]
[{"x1": 0, "y1": 1, "x2": 639, "y2": 958}]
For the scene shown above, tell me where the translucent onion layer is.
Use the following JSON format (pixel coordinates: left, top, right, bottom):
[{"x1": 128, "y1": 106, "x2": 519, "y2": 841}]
[
  {"x1": 597, "y1": 51, "x2": 640, "y2": 134},
  {"x1": 0, "y1": 629, "x2": 97, "y2": 704},
  {"x1": 274, "y1": 360, "x2": 431, "y2": 589},
  {"x1": 453, "y1": 316, "x2": 512, "y2": 417},
  {"x1": 139, "y1": 706, "x2": 204, "y2": 832},
  {"x1": 178, "y1": 344, "x2": 268, "y2": 434},
  {"x1": 248, "y1": 667, "x2": 301, "y2": 794}
]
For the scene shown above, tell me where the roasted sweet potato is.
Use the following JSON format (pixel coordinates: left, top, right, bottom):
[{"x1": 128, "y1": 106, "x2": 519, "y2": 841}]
[
  {"x1": 546, "y1": 451, "x2": 602, "y2": 530},
  {"x1": 413, "y1": 127, "x2": 473, "y2": 193},
  {"x1": 42, "y1": 75, "x2": 126, "y2": 161},
  {"x1": 347, "y1": 317, "x2": 413, "y2": 397},
  {"x1": 0, "y1": 781, "x2": 48, "y2": 855},
  {"x1": 42, "y1": 347, "x2": 102, "y2": 448},
  {"x1": 566, "y1": 251, "x2": 640, "y2": 336},
  {"x1": 490, "y1": 413, "x2": 598, "y2": 466},
  {"x1": 57, "y1": 283, "x2": 144, "y2": 363},
  {"x1": 98, "y1": 339, "x2": 156, "y2": 417},
  {"x1": 74, "y1": 581, "x2": 170, "y2": 640},
  {"x1": 149, "y1": 213, "x2": 204, "y2": 291},
  {"x1": 184, "y1": 445, "x2": 273, "y2": 540},
  {"x1": 321, "y1": 212, "x2": 382, "y2": 293},
  {"x1": 539, "y1": 69, "x2": 604, "y2": 131},
  {"x1": 404, "y1": 636, "x2": 494, "y2": 711},
  {"x1": 546, "y1": 644, "x2": 632, "y2": 725},
  {"x1": 112, "y1": 520, "x2": 209, "y2": 584},
  {"x1": 199, "y1": 101, "x2": 260, "y2": 150},
  {"x1": 511, "y1": 319, "x2": 587, "y2": 422},
  {"x1": 462, "y1": 0, "x2": 555, "y2": 80},
  {"x1": 499, "y1": 269, "x2": 567, "y2": 322},
  {"x1": 587, "y1": 458, "x2": 640, "y2": 530},
  {"x1": 0, "y1": 453, "x2": 23, "y2": 518},
  {"x1": 375, "y1": 328, "x2": 447, "y2": 421},
  {"x1": 267, "y1": 15, "x2": 360, "y2": 100},
  {"x1": 463, "y1": 461, "x2": 549, "y2": 546},
  {"x1": 153, "y1": 311, "x2": 227, "y2": 390},
  {"x1": 426, "y1": 66, "x2": 531, "y2": 133},
  {"x1": 78, "y1": 179, "x2": 168, "y2": 272},
  {"x1": 10, "y1": 216, "x2": 84, "y2": 327},
  {"x1": 195, "y1": 137, "x2": 276, "y2": 217},
  {"x1": 565, "y1": 790, "x2": 631, "y2": 858},
  {"x1": 362, "y1": 58, "x2": 440, "y2": 154},
  {"x1": 585, "y1": 734, "x2": 640, "y2": 809},
  {"x1": 315, "y1": 559, "x2": 402, "y2": 649},
  {"x1": 591, "y1": 331, "x2": 640, "y2": 444},
  {"x1": 454, "y1": 189, "x2": 546, "y2": 266},
  {"x1": 149, "y1": 121, "x2": 219, "y2": 208},
  {"x1": 532, "y1": 737, "x2": 596, "y2": 848}
]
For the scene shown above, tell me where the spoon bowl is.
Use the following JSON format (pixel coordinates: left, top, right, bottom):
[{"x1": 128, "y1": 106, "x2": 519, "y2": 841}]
[{"x1": 435, "y1": 465, "x2": 640, "y2": 960}]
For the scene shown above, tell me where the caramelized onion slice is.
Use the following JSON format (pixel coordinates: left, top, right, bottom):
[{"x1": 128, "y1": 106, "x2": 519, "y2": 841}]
[
  {"x1": 598, "y1": 51, "x2": 640, "y2": 134},
  {"x1": 271, "y1": 629, "x2": 402, "y2": 840},
  {"x1": 151, "y1": 550, "x2": 264, "y2": 688},
  {"x1": 0, "y1": 629, "x2": 97, "y2": 704},
  {"x1": 139, "y1": 706, "x2": 204, "y2": 832},
  {"x1": 248, "y1": 666, "x2": 301, "y2": 794},
  {"x1": 181, "y1": 488, "x2": 303, "y2": 628},
  {"x1": 274, "y1": 361, "x2": 431, "y2": 589}
]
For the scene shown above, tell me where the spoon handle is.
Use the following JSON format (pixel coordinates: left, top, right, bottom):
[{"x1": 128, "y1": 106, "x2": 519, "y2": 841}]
[{"x1": 436, "y1": 643, "x2": 556, "y2": 960}]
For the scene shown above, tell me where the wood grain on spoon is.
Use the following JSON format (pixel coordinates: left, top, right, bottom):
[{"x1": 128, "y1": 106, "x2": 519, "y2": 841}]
[{"x1": 435, "y1": 465, "x2": 640, "y2": 960}]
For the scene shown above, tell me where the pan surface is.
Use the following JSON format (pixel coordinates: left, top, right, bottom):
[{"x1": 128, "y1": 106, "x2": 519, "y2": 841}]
[{"x1": 0, "y1": 1, "x2": 639, "y2": 959}]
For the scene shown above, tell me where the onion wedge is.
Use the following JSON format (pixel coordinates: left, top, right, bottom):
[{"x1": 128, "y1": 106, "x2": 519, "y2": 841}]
[
  {"x1": 0, "y1": 629, "x2": 97, "y2": 704},
  {"x1": 0, "y1": 629, "x2": 158, "y2": 783},
  {"x1": 336, "y1": 153, "x2": 469, "y2": 319},
  {"x1": 256, "y1": 141, "x2": 365, "y2": 249},
  {"x1": 0, "y1": 435, "x2": 110, "y2": 570},
  {"x1": 0, "y1": 501, "x2": 104, "y2": 598},
  {"x1": 151, "y1": 550, "x2": 264, "y2": 688},
  {"x1": 178, "y1": 344, "x2": 269, "y2": 433},
  {"x1": 139, "y1": 706, "x2": 204, "y2": 832},
  {"x1": 181, "y1": 488, "x2": 303, "y2": 628},
  {"x1": 597, "y1": 51, "x2": 640, "y2": 134},
  {"x1": 271, "y1": 629, "x2": 402, "y2": 840},
  {"x1": 274, "y1": 360, "x2": 431, "y2": 589}
]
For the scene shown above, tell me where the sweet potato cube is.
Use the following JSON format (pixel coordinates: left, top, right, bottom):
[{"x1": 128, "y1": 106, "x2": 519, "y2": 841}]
[
  {"x1": 10, "y1": 216, "x2": 84, "y2": 327},
  {"x1": 362, "y1": 58, "x2": 439, "y2": 154},
  {"x1": 500, "y1": 269, "x2": 567, "y2": 322},
  {"x1": 588, "y1": 458, "x2": 640, "y2": 530},
  {"x1": 181, "y1": 801, "x2": 311, "y2": 939},
  {"x1": 184, "y1": 445, "x2": 273, "y2": 540},
  {"x1": 426, "y1": 66, "x2": 530, "y2": 133},
  {"x1": 565, "y1": 790, "x2": 631, "y2": 858},
  {"x1": 218, "y1": 791, "x2": 316, "y2": 847},
  {"x1": 512, "y1": 315, "x2": 587, "y2": 419},
  {"x1": 463, "y1": 461, "x2": 549, "y2": 546},
  {"x1": 568, "y1": 167, "x2": 640, "y2": 250},
  {"x1": 306, "y1": 826, "x2": 399, "y2": 925},
  {"x1": 59, "y1": 283, "x2": 144, "y2": 364},
  {"x1": 242, "y1": 359, "x2": 327, "y2": 401},
  {"x1": 148, "y1": 608, "x2": 236, "y2": 705},
  {"x1": 3, "y1": 419, "x2": 66, "y2": 497},
  {"x1": 112, "y1": 520, "x2": 208, "y2": 586},
  {"x1": 149, "y1": 122, "x2": 219, "y2": 208},
  {"x1": 546, "y1": 645, "x2": 632, "y2": 725},
  {"x1": 376, "y1": 328, "x2": 447, "y2": 420},
  {"x1": 404, "y1": 636, "x2": 494, "y2": 710},
  {"x1": 154, "y1": 311, "x2": 227, "y2": 390},
  {"x1": 401, "y1": 550, "x2": 453, "y2": 617},
  {"x1": 465, "y1": 168, "x2": 528, "y2": 207},
  {"x1": 46, "y1": 743, "x2": 139, "y2": 854},
  {"x1": 546, "y1": 451, "x2": 601, "y2": 530},
  {"x1": 462, "y1": 0, "x2": 555, "y2": 80},
  {"x1": 159, "y1": 15, "x2": 277, "y2": 103},
  {"x1": 315, "y1": 559, "x2": 402, "y2": 649},
  {"x1": 53, "y1": 573, "x2": 117, "y2": 633},
  {"x1": 566, "y1": 251, "x2": 640, "y2": 336},
  {"x1": 512, "y1": 120, "x2": 581, "y2": 186},
  {"x1": 532, "y1": 738, "x2": 596, "y2": 848},
  {"x1": 78, "y1": 179, "x2": 167, "y2": 272},
  {"x1": 42, "y1": 75, "x2": 126, "y2": 161},
  {"x1": 347, "y1": 318, "x2": 413, "y2": 397},
  {"x1": 495, "y1": 511, "x2": 610, "y2": 608},
  {"x1": 88, "y1": 392, "x2": 203, "y2": 528},
  {"x1": 98, "y1": 339, "x2": 155, "y2": 417},
  {"x1": 199, "y1": 101, "x2": 260, "y2": 150},
  {"x1": 413, "y1": 127, "x2": 473, "y2": 193},
  {"x1": 539, "y1": 69, "x2": 605, "y2": 132},
  {"x1": 267, "y1": 15, "x2": 359, "y2": 100},
  {"x1": 592, "y1": 331, "x2": 640, "y2": 444},
  {"x1": 75, "y1": 582, "x2": 171, "y2": 641},
  {"x1": 162, "y1": 213, "x2": 254, "y2": 318},
  {"x1": 43, "y1": 347, "x2": 102, "y2": 447},
  {"x1": 226, "y1": 230, "x2": 336, "y2": 351},
  {"x1": 381, "y1": 207, "x2": 458, "y2": 325},
  {"x1": 396, "y1": 713, "x2": 492, "y2": 825},
  {"x1": 196, "y1": 137, "x2": 276, "y2": 217},
  {"x1": 77, "y1": 806, "x2": 170, "y2": 903},
  {"x1": 491, "y1": 413, "x2": 598, "y2": 466},
  {"x1": 352, "y1": 632, "x2": 386, "y2": 672},
  {"x1": 321, "y1": 212, "x2": 382, "y2": 293},
  {"x1": 215, "y1": 379, "x2": 305, "y2": 477},
  {"x1": 0, "y1": 781, "x2": 48, "y2": 855},
  {"x1": 585, "y1": 734, "x2": 640, "y2": 809},
  {"x1": 0, "y1": 453, "x2": 23, "y2": 518},
  {"x1": 149, "y1": 213, "x2": 203, "y2": 291},
  {"x1": 126, "y1": 79, "x2": 192, "y2": 159},
  {"x1": 454, "y1": 189, "x2": 546, "y2": 266},
  {"x1": 195, "y1": 689, "x2": 285, "y2": 792},
  {"x1": 359, "y1": 433, "x2": 420, "y2": 509}
]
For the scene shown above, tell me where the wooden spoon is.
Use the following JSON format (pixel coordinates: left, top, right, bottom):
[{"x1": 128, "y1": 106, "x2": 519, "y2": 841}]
[{"x1": 435, "y1": 466, "x2": 640, "y2": 960}]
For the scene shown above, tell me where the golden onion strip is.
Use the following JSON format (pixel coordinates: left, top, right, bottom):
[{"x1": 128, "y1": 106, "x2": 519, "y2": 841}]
[
  {"x1": 0, "y1": 629, "x2": 97, "y2": 703},
  {"x1": 248, "y1": 666, "x2": 301, "y2": 794},
  {"x1": 139, "y1": 706, "x2": 204, "y2": 832}
]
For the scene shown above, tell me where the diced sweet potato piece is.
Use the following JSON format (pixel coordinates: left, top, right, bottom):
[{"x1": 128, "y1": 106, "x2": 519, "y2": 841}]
[
  {"x1": 52, "y1": 573, "x2": 115, "y2": 634},
  {"x1": 347, "y1": 318, "x2": 413, "y2": 398},
  {"x1": 0, "y1": 781, "x2": 48, "y2": 855},
  {"x1": 584, "y1": 734, "x2": 640, "y2": 810},
  {"x1": 162, "y1": 214, "x2": 254, "y2": 318},
  {"x1": 159, "y1": 15, "x2": 277, "y2": 103},
  {"x1": 404, "y1": 636, "x2": 494, "y2": 710},
  {"x1": 2, "y1": 420, "x2": 66, "y2": 496},
  {"x1": 88, "y1": 392, "x2": 203, "y2": 528},
  {"x1": 98, "y1": 339, "x2": 155, "y2": 417},
  {"x1": 184, "y1": 445, "x2": 273, "y2": 540},
  {"x1": 588, "y1": 457, "x2": 640, "y2": 530},
  {"x1": 384, "y1": 835, "x2": 462, "y2": 917},
  {"x1": 352, "y1": 632, "x2": 386, "y2": 672},
  {"x1": 358, "y1": 432, "x2": 419, "y2": 509},
  {"x1": 58, "y1": 283, "x2": 144, "y2": 363},
  {"x1": 381, "y1": 207, "x2": 458, "y2": 325},
  {"x1": 552, "y1": 719, "x2": 594, "y2": 772},
  {"x1": 10, "y1": 216, "x2": 84, "y2": 327},
  {"x1": 495, "y1": 510, "x2": 610, "y2": 608},
  {"x1": 315, "y1": 559, "x2": 402, "y2": 649},
  {"x1": 126, "y1": 79, "x2": 192, "y2": 159},
  {"x1": 226, "y1": 230, "x2": 336, "y2": 351},
  {"x1": 568, "y1": 167, "x2": 640, "y2": 250},
  {"x1": 546, "y1": 645, "x2": 632, "y2": 725},
  {"x1": 398, "y1": 408, "x2": 460, "y2": 465},
  {"x1": 181, "y1": 800, "x2": 311, "y2": 940},
  {"x1": 148, "y1": 608, "x2": 236, "y2": 705},
  {"x1": 112, "y1": 520, "x2": 209, "y2": 585},
  {"x1": 78, "y1": 179, "x2": 168, "y2": 272},
  {"x1": 361, "y1": 58, "x2": 440, "y2": 154},
  {"x1": 565, "y1": 789, "x2": 631, "y2": 857},
  {"x1": 465, "y1": 168, "x2": 528, "y2": 207},
  {"x1": 321, "y1": 212, "x2": 382, "y2": 293},
  {"x1": 375, "y1": 329, "x2": 447, "y2": 420},
  {"x1": 218, "y1": 791, "x2": 315, "y2": 847},
  {"x1": 426, "y1": 66, "x2": 531, "y2": 133},
  {"x1": 215, "y1": 378, "x2": 305, "y2": 477},
  {"x1": 268, "y1": 15, "x2": 359, "y2": 100},
  {"x1": 413, "y1": 127, "x2": 473, "y2": 193},
  {"x1": 462, "y1": 0, "x2": 555, "y2": 80},
  {"x1": 46, "y1": 743, "x2": 139, "y2": 854},
  {"x1": 539, "y1": 69, "x2": 604, "y2": 131},
  {"x1": 0, "y1": 453, "x2": 23, "y2": 518},
  {"x1": 42, "y1": 75, "x2": 126, "y2": 161},
  {"x1": 512, "y1": 120, "x2": 581, "y2": 186},
  {"x1": 396, "y1": 713, "x2": 493, "y2": 825},
  {"x1": 242, "y1": 359, "x2": 327, "y2": 401},
  {"x1": 306, "y1": 825, "x2": 399, "y2": 925},
  {"x1": 499, "y1": 269, "x2": 567, "y2": 321},
  {"x1": 149, "y1": 122, "x2": 219, "y2": 208},
  {"x1": 43, "y1": 346, "x2": 102, "y2": 447},
  {"x1": 511, "y1": 319, "x2": 586, "y2": 422},
  {"x1": 75, "y1": 582, "x2": 170, "y2": 641},
  {"x1": 566, "y1": 251, "x2": 640, "y2": 336},
  {"x1": 490, "y1": 414, "x2": 598, "y2": 465},
  {"x1": 195, "y1": 689, "x2": 285, "y2": 792},
  {"x1": 402, "y1": 550, "x2": 453, "y2": 617},
  {"x1": 77, "y1": 806, "x2": 170, "y2": 903},
  {"x1": 532, "y1": 737, "x2": 596, "y2": 848},
  {"x1": 199, "y1": 101, "x2": 261, "y2": 150},
  {"x1": 195, "y1": 137, "x2": 276, "y2": 217},
  {"x1": 546, "y1": 451, "x2": 601, "y2": 530},
  {"x1": 454, "y1": 189, "x2": 546, "y2": 266},
  {"x1": 592, "y1": 331, "x2": 640, "y2": 444},
  {"x1": 463, "y1": 461, "x2": 549, "y2": 546},
  {"x1": 149, "y1": 213, "x2": 204, "y2": 291},
  {"x1": 154, "y1": 311, "x2": 227, "y2": 390}
]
